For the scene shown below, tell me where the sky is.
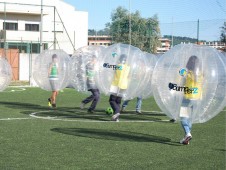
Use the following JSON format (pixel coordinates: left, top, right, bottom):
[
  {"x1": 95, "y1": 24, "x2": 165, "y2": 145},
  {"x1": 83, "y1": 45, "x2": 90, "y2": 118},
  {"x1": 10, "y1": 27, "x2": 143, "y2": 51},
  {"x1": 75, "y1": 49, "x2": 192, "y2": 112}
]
[{"x1": 64, "y1": 0, "x2": 226, "y2": 41}]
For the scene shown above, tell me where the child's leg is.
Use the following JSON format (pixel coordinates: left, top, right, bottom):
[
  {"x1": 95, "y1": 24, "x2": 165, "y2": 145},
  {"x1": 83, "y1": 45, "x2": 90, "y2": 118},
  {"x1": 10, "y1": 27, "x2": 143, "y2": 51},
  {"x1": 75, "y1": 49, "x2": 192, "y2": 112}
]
[
  {"x1": 110, "y1": 95, "x2": 121, "y2": 121},
  {"x1": 180, "y1": 116, "x2": 192, "y2": 144},
  {"x1": 115, "y1": 96, "x2": 122, "y2": 113},
  {"x1": 136, "y1": 96, "x2": 142, "y2": 111},
  {"x1": 180, "y1": 117, "x2": 192, "y2": 135},
  {"x1": 109, "y1": 94, "x2": 118, "y2": 113},
  {"x1": 89, "y1": 89, "x2": 100, "y2": 111},
  {"x1": 82, "y1": 94, "x2": 94, "y2": 104},
  {"x1": 122, "y1": 100, "x2": 130, "y2": 109},
  {"x1": 180, "y1": 99, "x2": 192, "y2": 135},
  {"x1": 51, "y1": 91, "x2": 58, "y2": 104}
]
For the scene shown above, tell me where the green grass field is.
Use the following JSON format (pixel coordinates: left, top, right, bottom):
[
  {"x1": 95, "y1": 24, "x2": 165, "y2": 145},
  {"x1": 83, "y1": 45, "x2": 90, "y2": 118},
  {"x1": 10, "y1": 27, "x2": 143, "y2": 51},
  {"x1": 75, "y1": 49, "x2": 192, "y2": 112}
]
[{"x1": 0, "y1": 87, "x2": 225, "y2": 170}]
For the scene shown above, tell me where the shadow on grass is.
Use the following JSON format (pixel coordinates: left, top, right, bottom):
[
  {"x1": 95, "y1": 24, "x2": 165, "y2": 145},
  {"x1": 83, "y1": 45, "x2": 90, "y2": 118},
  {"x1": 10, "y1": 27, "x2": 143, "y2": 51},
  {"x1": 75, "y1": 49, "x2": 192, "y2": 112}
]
[
  {"x1": 0, "y1": 101, "x2": 170, "y2": 123},
  {"x1": 122, "y1": 111, "x2": 166, "y2": 117},
  {"x1": 0, "y1": 101, "x2": 82, "y2": 112},
  {"x1": 214, "y1": 149, "x2": 226, "y2": 152},
  {"x1": 51, "y1": 128, "x2": 181, "y2": 146},
  {"x1": 0, "y1": 101, "x2": 47, "y2": 110},
  {"x1": 31, "y1": 111, "x2": 163, "y2": 122},
  {"x1": 18, "y1": 106, "x2": 165, "y2": 122}
]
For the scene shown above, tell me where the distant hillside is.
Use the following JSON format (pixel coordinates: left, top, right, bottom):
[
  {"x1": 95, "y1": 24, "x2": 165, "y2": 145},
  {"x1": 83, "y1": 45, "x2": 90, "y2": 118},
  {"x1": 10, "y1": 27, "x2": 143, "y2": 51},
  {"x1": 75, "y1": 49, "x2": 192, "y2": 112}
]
[{"x1": 163, "y1": 35, "x2": 206, "y2": 45}]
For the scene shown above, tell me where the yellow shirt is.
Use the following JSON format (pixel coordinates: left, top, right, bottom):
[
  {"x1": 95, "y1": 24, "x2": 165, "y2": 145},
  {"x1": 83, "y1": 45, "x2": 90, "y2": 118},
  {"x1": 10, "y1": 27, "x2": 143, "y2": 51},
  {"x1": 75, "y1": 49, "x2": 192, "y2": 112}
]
[
  {"x1": 184, "y1": 71, "x2": 203, "y2": 100},
  {"x1": 111, "y1": 64, "x2": 130, "y2": 89}
]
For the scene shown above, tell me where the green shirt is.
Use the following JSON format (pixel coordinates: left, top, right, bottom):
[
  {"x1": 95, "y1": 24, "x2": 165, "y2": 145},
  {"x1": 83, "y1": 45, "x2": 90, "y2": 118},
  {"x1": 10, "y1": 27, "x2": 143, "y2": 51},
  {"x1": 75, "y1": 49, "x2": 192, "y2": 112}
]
[{"x1": 49, "y1": 63, "x2": 58, "y2": 79}]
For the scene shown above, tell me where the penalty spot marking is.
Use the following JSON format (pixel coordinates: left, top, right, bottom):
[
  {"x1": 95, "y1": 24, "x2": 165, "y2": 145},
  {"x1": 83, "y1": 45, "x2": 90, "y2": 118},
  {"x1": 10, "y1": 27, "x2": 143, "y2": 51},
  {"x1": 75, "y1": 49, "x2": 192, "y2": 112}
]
[{"x1": 29, "y1": 110, "x2": 169, "y2": 123}]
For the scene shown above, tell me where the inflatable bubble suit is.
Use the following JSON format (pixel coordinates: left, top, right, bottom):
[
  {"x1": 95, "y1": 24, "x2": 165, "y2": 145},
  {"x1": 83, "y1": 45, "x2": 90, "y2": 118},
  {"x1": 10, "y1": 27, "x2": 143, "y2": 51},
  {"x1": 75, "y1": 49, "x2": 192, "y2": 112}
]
[
  {"x1": 70, "y1": 45, "x2": 105, "y2": 92},
  {"x1": 220, "y1": 51, "x2": 226, "y2": 107},
  {"x1": 139, "y1": 52, "x2": 158, "y2": 99},
  {"x1": 33, "y1": 49, "x2": 71, "y2": 91},
  {"x1": 152, "y1": 44, "x2": 226, "y2": 123},
  {"x1": 96, "y1": 43, "x2": 149, "y2": 100},
  {"x1": 0, "y1": 57, "x2": 12, "y2": 91}
]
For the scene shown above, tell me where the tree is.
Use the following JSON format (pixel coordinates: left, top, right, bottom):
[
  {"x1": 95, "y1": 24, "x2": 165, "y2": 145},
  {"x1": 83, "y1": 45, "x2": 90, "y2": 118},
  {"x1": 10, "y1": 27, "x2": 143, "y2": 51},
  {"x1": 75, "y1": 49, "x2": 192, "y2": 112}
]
[
  {"x1": 220, "y1": 22, "x2": 226, "y2": 42},
  {"x1": 97, "y1": 28, "x2": 110, "y2": 36},
  {"x1": 144, "y1": 15, "x2": 161, "y2": 53},
  {"x1": 88, "y1": 29, "x2": 96, "y2": 36},
  {"x1": 88, "y1": 28, "x2": 110, "y2": 36},
  {"x1": 106, "y1": 6, "x2": 161, "y2": 53}
]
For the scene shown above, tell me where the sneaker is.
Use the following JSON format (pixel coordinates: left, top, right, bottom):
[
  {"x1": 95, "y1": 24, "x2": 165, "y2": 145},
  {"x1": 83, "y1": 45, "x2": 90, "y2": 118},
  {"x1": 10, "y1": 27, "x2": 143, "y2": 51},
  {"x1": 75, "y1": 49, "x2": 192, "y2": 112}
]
[
  {"x1": 87, "y1": 109, "x2": 94, "y2": 113},
  {"x1": 180, "y1": 134, "x2": 192, "y2": 145},
  {"x1": 136, "y1": 110, "x2": 142, "y2": 114},
  {"x1": 112, "y1": 113, "x2": 120, "y2": 122},
  {"x1": 52, "y1": 103, "x2": 57, "y2": 108},
  {"x1": 48, "y1": 98, "x2": 51, "y2": 107},
  {"x1": 170, "y1": 119, "x2": 176, "y2": 123},
  {"x1": 80, "y1": 102, "x2": 85, "y2": 109}
]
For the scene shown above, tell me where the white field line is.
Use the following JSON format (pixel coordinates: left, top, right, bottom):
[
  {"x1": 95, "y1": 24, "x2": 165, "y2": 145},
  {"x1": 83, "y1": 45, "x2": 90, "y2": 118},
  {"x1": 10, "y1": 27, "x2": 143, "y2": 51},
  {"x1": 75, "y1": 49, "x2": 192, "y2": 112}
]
[
  {"x1": 1, "y1": 87, "x2": 26, "y2": 93},
  {"x1": 0, "y1": 110, "x2": 224, "y2": 122},
  {"x1": 127, "y1": 110, "x2": 164, "y2": 113},
  {"x1": 0, "y1": 117, "x2": 32, "y2": 121},
  {"x1": 29, "y1": 110, "x2": 169, "y2": 123}
]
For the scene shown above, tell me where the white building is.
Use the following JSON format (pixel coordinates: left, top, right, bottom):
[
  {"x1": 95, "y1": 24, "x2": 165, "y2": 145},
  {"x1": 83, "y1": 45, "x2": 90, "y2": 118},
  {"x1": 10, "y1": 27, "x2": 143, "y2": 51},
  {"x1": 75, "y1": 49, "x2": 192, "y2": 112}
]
[
  {"x1": 202, "y1": 41, "x2": 226, "y2": 51},
  {"x1": 0, "y1": 0, "x2": 88, "y2": 54},
  {"x1": 157, "y1": 38, "x2": 171, "y2": 53},
  {"x1": 0, "y1": 0, "x2": 88, "y2": 82}
]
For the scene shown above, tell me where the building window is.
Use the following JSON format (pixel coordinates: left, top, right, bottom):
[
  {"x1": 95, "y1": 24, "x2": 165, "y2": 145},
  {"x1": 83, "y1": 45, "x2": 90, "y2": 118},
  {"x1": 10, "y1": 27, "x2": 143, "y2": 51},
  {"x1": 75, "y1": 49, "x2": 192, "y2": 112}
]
[
  {"x1": 3, "y1": 22, "x2": 18, "y2": 30},
  {"x1": 25, "y1": 24, "x2": 39, "y2": 31}
]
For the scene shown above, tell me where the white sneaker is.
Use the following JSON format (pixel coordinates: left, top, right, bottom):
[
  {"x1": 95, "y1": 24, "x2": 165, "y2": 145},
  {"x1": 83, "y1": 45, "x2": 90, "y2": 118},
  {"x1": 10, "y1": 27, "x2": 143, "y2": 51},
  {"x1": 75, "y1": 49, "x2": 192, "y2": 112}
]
[
  {"x1": 136, "y1": 110, "x2": 142, "y2": 114},
  {"x1": 80, "y1": 102, "x2": 85, "y2": 109},
  {"x1": 112, "y1": 113, "x2": 120, "y2": 122},
  {"x1": 180, "y1": 133, "x2": 192, "y2": 145}
]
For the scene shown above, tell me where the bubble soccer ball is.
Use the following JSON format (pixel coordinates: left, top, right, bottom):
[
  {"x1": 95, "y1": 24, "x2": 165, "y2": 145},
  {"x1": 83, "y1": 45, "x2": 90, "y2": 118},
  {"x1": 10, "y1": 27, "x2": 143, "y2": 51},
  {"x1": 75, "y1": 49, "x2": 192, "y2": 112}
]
[
  {"x1": 105, "y1": 107, "x2": 114, "y2": 115},
  {"x1": 139, "y1": 52, "x2": 158, "y2": 99},
  {"x1": 96, "y1": 43, "x2": 149, "y2": 100},
  {"x1": 70, "y1": 46, "x2": 105, "y2": 92},
  {"x1": 33, "y1": 50, "x2": 71, "y2": 91},
  {"x1": 0, "y1": 57, "x2": 12, "y2": 91},
  {"x1": 152, "y1": 44, "x2": 226, "y2": 123}
]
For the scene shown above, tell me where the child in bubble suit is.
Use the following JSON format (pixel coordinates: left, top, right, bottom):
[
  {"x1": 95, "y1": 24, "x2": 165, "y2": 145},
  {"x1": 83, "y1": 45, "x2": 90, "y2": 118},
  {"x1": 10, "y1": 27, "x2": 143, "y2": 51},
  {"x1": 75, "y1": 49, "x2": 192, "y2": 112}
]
[
  {"x1": 109, "y1": 54, "x2": 130, "y2": 122},
  {"x1": 121, "y1": 59, "x2": 145, "y2": 114},
  {"x1": 80, "y1": 55, "x2": 100, "y2": 113},
  {"x1": 179, "y1": 55, "x2": 203, "y2": 145},
  {"x1": 48, "y1": 54, "x2": 59, "y2": 108}
]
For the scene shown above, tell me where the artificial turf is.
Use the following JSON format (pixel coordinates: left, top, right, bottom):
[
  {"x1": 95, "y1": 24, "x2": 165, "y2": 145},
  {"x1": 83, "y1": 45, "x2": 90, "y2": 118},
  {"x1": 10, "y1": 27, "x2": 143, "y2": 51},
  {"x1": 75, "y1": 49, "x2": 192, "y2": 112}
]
[{"x1": 0, "y1": 87, "x2": 225, "y2": 170}]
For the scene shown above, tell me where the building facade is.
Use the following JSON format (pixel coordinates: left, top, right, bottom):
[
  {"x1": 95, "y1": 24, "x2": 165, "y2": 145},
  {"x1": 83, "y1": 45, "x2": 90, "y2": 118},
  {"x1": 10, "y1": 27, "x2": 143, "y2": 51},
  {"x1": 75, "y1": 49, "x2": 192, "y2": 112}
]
[
  {"x1": 156, "y1": 38, "x2": 171, "y2": 53},
  {"x1": 88, "y1": 35, "x2": 112, "y2": 46},
  {"x1": 88, "y1": 35, "x2": 171, "y2": 53},
  {"x1": 0, "y1": 0, "x2": 88, "y2": 54},
  {"x1": 200, "y1": 41, "x2": 226, "y2": 51}
]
